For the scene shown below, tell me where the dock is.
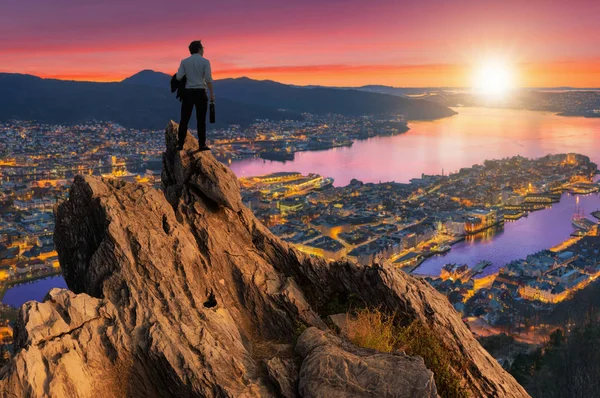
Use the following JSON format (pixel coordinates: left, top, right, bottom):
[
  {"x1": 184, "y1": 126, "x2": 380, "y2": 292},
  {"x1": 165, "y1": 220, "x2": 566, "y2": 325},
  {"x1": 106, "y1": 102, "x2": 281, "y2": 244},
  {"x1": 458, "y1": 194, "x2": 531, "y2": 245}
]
[{"x1": 464, "y1": 260, "x2": 492, "y2": 280}]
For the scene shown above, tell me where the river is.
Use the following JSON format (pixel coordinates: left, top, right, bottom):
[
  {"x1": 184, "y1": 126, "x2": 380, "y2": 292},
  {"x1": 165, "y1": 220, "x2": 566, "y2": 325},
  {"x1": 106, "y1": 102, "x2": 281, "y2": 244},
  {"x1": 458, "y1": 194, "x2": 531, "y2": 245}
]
[{"x1": 4, "y1": 107, "x2": 600, "y2": 304}]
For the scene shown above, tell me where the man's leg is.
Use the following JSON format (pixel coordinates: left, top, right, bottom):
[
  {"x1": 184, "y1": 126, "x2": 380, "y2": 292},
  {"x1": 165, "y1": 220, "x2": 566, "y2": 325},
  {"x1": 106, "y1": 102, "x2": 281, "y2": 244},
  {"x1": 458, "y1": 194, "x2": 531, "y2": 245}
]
[
  {"x1": 178, "y1": 91, "x2": 194, "y2": 148},
  {"x1": 195, "y1": 91, "x2": 209, "y2": 148}
]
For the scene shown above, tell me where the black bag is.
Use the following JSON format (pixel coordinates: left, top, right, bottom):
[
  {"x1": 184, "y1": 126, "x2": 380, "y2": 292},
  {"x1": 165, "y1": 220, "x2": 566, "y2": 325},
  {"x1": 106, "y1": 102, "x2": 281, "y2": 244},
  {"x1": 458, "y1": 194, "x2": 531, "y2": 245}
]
[{"x1": 209, "y1": 100, "x2": 216, "y2": 124}]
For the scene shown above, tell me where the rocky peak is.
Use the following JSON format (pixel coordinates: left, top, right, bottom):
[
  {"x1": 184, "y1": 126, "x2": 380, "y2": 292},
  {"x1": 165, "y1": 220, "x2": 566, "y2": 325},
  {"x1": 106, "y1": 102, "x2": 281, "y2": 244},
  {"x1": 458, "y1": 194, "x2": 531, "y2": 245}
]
[{"x1": 0, "y1": 122, "x2": 529, "y2": 397}]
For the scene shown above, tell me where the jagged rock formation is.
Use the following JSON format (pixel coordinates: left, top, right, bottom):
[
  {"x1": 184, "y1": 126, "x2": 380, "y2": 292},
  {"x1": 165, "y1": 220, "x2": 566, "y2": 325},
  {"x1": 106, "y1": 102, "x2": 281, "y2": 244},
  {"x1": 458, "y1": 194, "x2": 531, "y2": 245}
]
[{"x1": 0, "y1": 122, "x2": 529, "y2": 397}]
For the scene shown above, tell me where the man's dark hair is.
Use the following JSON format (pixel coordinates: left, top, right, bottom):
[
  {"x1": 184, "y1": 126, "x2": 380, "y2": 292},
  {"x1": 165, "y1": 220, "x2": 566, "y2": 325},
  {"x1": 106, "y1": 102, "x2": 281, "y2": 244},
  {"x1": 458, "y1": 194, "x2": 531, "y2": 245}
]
[{"x1": 189, "y1": 40, "x2": 203, "y2": 54}]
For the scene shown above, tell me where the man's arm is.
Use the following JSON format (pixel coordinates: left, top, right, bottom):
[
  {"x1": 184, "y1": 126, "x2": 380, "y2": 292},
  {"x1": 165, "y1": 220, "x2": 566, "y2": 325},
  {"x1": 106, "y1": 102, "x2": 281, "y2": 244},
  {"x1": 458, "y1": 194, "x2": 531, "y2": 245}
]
[
  {"x1": 176, "y1": 61, "x2": 185, "y2": 81},
  {"x1": 207, "y1": 82, "x2": 214, "y2": 101},
  {"x1": 205, "y1": 61, "x2": 215, "y2": 101}
]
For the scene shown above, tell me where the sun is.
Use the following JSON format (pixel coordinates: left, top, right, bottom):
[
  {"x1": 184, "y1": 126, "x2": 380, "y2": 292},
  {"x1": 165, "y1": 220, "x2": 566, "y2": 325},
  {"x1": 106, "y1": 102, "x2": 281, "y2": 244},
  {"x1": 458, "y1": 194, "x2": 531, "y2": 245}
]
[{"x1": 472, "y1": 59, "x2": 515, "y2": 97}]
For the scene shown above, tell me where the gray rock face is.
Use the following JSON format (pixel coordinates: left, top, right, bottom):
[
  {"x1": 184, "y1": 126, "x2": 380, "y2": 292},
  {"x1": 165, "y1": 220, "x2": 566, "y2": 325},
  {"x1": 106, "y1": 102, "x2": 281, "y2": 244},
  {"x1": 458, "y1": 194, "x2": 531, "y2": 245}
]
[
  {"x1": 265, "y1": 357, "x2": 299, "y2": 398},
  {"x1": 0, "y1": 121, "x2": 529, "y2": 397},
  {"x1": 296, "y1": 327, "x2": 437, "y2": 398}
]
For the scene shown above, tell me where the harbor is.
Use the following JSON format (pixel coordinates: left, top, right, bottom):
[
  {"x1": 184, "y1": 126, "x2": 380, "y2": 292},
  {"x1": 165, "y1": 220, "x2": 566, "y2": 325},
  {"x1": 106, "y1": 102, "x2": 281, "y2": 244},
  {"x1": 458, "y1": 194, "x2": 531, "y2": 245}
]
[{"x1": 415, "y1": 191, "x2": 600, "y2": 277}]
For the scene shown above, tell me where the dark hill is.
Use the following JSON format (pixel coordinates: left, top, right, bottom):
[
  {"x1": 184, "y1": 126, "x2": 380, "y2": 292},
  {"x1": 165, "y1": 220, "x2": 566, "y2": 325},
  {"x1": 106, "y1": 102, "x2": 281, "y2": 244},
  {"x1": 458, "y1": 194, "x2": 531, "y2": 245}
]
[
  {"x1": 0, "y1": 73, "x2": 300, "y2": 129},
  {"x1": 0, "y1": 72, "x2": 456, "y2": 129},
  {"x1": 123, "y1": 71, "x2": 456, "y2": 120},
  {"x1": 120, "y1": 69, "x2": 171, "y2": 88},
  {"x1": 215, "y1": 77, "x2": 456, "y2": 120}
]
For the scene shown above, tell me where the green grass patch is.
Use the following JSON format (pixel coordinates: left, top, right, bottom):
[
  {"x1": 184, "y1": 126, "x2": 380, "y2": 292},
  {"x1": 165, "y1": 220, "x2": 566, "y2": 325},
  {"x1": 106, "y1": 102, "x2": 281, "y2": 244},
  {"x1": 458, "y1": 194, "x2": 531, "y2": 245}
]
[{"x1": 346, "y1": 308, "x2": 470, "y2": 398}]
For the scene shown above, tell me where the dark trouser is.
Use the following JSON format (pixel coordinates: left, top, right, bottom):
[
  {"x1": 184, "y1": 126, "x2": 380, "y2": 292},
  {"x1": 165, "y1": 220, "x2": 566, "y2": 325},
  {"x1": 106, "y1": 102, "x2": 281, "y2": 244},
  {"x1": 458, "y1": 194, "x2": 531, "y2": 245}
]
[{"x1": 178, "y1": 89, "x2": 208, "y2": 147}]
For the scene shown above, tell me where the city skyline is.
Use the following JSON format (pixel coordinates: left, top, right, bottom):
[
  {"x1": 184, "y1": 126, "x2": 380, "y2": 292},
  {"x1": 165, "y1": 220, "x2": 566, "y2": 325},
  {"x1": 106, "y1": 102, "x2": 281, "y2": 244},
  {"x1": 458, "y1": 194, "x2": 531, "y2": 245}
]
[{"x1": 2, "y1": 0, "x2": 600, "y2": 87}]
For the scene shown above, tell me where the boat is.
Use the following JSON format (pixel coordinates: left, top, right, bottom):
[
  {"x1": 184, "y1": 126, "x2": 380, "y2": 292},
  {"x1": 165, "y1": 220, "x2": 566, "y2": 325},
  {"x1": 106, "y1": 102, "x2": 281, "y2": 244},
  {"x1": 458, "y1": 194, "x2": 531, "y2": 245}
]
[
  {"x1": 438, "y1": 244, "x2": 451, "y2": 253},
  {"x1": 572, "y1": 198, "x2": 596, "y2": 230},
  {"x1": 315, "y1": 177, "x2": 334, "y2": 190},
  {"x1": 572, "y1": 217, "x2": 596, "y2": 231},
  {"x1": 259, "y1": 151, "x2": 295, "y2": 162},
  {"x1": 464, "y1": 260, "x2": 492, "y2": 280}
]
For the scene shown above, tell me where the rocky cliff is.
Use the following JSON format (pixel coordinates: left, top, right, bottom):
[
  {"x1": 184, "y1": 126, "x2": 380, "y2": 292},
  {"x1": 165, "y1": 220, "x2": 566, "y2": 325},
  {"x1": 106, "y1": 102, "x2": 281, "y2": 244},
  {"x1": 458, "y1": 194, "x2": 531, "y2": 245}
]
[{"x1": 0, "y1": 122, "x2": 529, "y2": 397}]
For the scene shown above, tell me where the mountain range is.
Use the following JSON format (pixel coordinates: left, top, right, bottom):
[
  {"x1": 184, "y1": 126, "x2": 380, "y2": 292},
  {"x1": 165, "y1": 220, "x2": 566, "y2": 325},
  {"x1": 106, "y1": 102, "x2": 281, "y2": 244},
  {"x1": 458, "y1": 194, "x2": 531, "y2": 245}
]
[{"x1": 0, "y1": 70, "x2": 456, "y2": 129}]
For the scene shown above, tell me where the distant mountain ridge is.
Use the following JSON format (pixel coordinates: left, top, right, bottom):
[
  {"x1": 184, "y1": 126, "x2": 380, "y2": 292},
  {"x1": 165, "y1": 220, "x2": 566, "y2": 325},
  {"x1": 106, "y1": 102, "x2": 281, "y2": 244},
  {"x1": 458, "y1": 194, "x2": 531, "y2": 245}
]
[
  {"x1": 0, "y1": 73, "x2": 299, "y2": 129},
  {"x1": 121, "y1": 70, "x2": 456, "y2": 121},
  {"x1": 120, "y1": 69, "x2": 171, "y2": 88},
  {"x1": 300, "y1": 84, "x2": 454, "y2": 97},
  {"x1": 0, "y1": 71, "x2": 456, "y2": 129}
]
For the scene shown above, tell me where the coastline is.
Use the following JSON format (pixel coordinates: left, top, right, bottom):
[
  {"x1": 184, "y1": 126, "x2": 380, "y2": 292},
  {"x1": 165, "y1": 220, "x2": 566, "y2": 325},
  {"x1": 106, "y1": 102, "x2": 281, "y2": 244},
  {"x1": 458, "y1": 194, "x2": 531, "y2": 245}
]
[
  {"x1": 0, "y1": 270, "x2": 63, "y2": 303},
  {"x1": 251, "y1": 124, "x2": 412, "y2": 163},
  {"x1": 412, "y1": 188, "x2": 599, "y2": 277}
]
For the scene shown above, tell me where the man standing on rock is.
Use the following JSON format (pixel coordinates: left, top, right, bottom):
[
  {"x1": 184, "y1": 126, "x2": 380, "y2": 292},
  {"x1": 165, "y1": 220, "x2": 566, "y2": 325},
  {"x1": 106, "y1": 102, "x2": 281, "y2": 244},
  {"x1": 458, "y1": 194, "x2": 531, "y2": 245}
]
[{"x1": 176, "y1": 40, "x2": 215, "y2": 151}]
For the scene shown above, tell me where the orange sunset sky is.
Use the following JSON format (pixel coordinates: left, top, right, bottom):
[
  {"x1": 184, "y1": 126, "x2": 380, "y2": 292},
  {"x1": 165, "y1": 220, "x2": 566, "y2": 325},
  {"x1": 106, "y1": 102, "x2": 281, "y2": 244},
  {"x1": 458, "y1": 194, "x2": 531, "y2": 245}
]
[{"x1": 2, "y1": 0, "x2": 599, "y2": 87}]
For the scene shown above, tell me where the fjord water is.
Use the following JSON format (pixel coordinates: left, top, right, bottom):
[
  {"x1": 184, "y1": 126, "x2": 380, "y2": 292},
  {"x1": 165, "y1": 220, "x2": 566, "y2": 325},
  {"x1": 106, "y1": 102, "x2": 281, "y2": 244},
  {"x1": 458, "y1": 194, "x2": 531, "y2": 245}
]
[
  {"x1": 231, "y1": 107, "x2": 600, "y2": 186},
  {"x1": 415, "y1": 191, "x2": 600, "y2": 276},
  {"x1": 2, "y1": 276, "x2": 67, "y2": 308},
  {"x1": 230, "y1": 107, "x2": 600, "y2": 276},
  {"x1": 5, "y1": 108, "x2": 600, "y2": 304}
]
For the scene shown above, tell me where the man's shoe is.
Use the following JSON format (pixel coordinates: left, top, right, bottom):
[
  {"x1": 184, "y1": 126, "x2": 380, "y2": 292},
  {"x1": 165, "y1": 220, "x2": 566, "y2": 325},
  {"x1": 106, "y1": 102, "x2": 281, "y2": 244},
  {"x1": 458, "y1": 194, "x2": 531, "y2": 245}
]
[{"x1": 198, "y1": 145, "x2": 211, "y2": 151}]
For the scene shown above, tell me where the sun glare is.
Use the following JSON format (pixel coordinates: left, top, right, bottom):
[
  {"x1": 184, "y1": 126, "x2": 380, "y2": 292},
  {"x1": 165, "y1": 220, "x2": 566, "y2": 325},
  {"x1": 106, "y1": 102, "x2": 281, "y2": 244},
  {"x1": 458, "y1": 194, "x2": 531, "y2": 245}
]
[{"x1": 472, "y1": 59, "x2": 515, "y2": 98}]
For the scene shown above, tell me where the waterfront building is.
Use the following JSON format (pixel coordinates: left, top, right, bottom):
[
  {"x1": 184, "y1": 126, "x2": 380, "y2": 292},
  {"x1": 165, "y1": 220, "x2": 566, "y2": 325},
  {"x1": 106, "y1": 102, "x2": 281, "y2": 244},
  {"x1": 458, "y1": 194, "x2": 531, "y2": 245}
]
[
  {"x1": 440, "y1": 263, "x2": 469, "y2": 281},
  {"x1": 524, "y1": 193, "x2": 559, "y2": 204},
  {"x1": 518, "y1": 281, "x2": 569, "y2": 303},
  {"x1": 444, "y1": 217, "x2": 466, "y2": 236}
]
